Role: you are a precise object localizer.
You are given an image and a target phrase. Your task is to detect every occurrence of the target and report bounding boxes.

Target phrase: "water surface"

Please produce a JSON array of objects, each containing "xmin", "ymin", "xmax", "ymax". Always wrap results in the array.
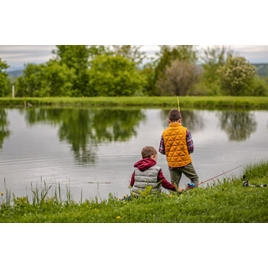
[{"xmin": 0, "ymin": 108, "xmax": 267, "ymax": 201}]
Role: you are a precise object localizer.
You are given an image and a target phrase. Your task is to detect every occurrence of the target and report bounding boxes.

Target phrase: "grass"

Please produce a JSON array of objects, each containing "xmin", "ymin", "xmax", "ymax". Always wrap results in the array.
[
  {"xmin": 1, "ymin": 160, "xmax": 268, "ymax": 223},
  {"xmin": 1, "ymin": 96, "xmax": 268, "ymax": 109}
]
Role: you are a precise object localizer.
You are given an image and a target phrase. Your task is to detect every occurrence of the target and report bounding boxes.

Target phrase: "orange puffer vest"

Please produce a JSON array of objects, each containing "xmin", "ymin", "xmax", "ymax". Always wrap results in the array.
[{"xmin": 162, "ymin": 122, "xmax": 192, "ymax": 168}]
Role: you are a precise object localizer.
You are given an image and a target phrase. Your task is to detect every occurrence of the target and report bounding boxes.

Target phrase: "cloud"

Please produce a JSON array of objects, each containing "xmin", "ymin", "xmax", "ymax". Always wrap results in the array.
[
  {"xmin": 0, "ymin": 45, "xmax": 56, "ymax": 69},
  {"xmin": 234, "ymin": 45, "xmax": 268, "ymax": 63},
  {"xmin": 198, "ymin": 45, "xmax": 268, "ymax": 63},
  {"xmin": 1, "ymin": 45, "xmax": 268, "ymax": 71}
]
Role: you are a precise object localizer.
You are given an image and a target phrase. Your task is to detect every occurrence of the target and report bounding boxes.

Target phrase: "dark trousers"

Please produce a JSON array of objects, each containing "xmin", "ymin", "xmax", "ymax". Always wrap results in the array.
[{"xmin": 169, "ymin": 162, "xmax": 199, "ymax": 187}]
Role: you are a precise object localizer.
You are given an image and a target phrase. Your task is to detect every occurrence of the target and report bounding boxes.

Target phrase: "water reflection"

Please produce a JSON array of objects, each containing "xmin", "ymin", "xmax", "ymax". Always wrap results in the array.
[
  {"xmin": 0, "ymin": 109, "xmax": 10, "ymax": 149},
  {"xmin": 160, "ymin": 109, "xmax": 205, "ymax": 133},
  {"xmin": 216, "ymin": 111, "xmax": 257, "ymax": 141},
  {"xmin": 23, "ymin": 108, "xmax": 146, "ymax": 164},
  {"xmin": 0, "ymin": 108, "xmax": 267, "ymax": 202}
]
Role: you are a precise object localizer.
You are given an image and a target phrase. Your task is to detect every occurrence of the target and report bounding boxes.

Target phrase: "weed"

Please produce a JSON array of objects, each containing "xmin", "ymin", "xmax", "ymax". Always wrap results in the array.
[{"xmin": 0, "ymin": 161, "xmax": 268, "ymax": 223}]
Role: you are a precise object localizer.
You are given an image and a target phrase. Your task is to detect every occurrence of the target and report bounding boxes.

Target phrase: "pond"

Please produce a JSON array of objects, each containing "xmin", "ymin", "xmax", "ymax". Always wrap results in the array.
[{"xmin": 0, "ymin": 107, "xmax": 267, "ymax": 202}]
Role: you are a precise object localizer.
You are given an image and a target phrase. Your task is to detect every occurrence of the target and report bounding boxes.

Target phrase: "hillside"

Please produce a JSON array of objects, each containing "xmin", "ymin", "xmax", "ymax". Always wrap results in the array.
[
  {"xmin": 252, "ymin": 63, "xmax": 268, "ymax": 76},
  {"xmin": 6, "ymin": 63, "xmax": 268, "ymax": 78},
  {"xmin": 7, "ymin": 69, "xmax": 23, "ymax": 78}
]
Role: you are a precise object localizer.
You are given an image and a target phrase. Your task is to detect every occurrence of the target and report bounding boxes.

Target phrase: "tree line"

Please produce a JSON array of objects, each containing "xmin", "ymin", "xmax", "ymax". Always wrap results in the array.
[{"xmin": 1, "ymin": 45, "xmax": 268, "ymax": 97}]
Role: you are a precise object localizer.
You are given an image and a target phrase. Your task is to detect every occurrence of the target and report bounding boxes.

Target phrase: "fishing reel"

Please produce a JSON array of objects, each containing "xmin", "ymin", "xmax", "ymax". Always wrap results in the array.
[
  {"xmin": 242, "ymin": 175, "xmax": 267, "ymax": 188},
  {"xmin": 242, "ymin": 180, "xmax": 249, "ymax": 187}
]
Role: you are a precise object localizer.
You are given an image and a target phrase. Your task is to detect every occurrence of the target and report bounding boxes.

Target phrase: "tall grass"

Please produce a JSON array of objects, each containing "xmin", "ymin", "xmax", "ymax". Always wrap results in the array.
[
  {"xmin": 1, "ymin": 96, "xmax": 268, "ymax": 109},
  {"xmin": 0, "ymin": 160, "xmax": 268, "ymax": 223}
]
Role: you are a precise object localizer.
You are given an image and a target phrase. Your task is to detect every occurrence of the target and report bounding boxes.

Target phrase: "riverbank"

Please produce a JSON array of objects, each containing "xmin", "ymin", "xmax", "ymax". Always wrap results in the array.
[
  {"xmin": 1, "ymin": 96, "xmax": 268, "ymax": 109},
  {"xmin": 1, "ymin": 160, "xmax": 267, "ymax": 223}
]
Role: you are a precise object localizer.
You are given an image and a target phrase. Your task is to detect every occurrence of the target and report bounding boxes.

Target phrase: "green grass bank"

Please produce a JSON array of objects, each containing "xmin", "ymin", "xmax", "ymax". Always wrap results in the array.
[
  {"xmin": 1, "ymin": 161, "xmax": 268, "ymax": 223},
  {"xmin": 1, "ymin": 96, "xmax": 268, "ymax": 109}
]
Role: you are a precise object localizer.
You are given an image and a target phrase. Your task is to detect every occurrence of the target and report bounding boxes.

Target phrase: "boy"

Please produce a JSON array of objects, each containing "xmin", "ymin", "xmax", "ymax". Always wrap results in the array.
[
  {"xmin": 159, "ymin": 109, "xmax": 199, "ymax": 188},
  {"xmin": 130, "ymin": 146, "xmax": 184, "ymax": 194}
]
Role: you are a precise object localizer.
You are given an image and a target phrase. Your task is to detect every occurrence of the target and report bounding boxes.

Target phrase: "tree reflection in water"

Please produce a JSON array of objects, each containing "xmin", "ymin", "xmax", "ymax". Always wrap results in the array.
[
  {"xmin": 23, "ymin": 108, "xmax": 146, "ymax": 164},
  {"xmin": 0, "ymin": 109, "xmax": 10, "ymax": 149},
  {"xmin": 160, "ymin": 109, "xmax": 204, "ymax": 133},
  {"xmin": 216, "ymin": 111, "xmax": 257, "ymax": 141}
]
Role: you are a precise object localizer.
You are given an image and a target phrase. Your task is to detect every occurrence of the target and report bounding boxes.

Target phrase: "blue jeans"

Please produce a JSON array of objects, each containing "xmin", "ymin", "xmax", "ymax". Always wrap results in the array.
[{"xmin": 169, "ymin": 162, "xmax": 199, "ymax": 187}]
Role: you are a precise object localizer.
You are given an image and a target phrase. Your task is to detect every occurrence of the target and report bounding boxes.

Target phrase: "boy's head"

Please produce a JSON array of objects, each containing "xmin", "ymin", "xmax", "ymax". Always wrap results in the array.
[
  {"xmin": 168, "ymin": 109, "xmax": 182, "ymax": 123},
  {"xmin": 141, "ymin": 146, "xmax": 157, "ymax": 160}
]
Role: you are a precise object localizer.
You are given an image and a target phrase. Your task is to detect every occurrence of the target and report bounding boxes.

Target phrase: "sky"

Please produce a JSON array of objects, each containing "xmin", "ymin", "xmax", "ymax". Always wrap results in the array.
[
  {"xmin": 1, "ymin": 45, "xmax": 268, "ymax": 71},
  {"xmin": 1, "ymin": 1, "xmax": 268, "ymax": 71}
]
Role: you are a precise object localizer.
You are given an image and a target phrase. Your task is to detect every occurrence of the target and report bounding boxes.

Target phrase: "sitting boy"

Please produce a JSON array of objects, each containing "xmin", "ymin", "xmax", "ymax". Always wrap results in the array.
[{"xmin": 130, "ymin": 146, "xmax": 184, "ymax": 195}]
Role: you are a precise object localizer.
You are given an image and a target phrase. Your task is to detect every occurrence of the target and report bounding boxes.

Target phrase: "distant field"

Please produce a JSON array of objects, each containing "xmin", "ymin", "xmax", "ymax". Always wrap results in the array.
[{"xmin": 1, "ymin": 96, "xmax": 268, "ymax": 109}]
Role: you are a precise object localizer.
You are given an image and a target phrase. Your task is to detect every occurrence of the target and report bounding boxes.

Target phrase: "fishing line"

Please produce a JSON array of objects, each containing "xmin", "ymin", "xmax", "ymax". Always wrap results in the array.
[{"xmin": 186, "ymin": 165, "xmax": 242, "ymax": 190}]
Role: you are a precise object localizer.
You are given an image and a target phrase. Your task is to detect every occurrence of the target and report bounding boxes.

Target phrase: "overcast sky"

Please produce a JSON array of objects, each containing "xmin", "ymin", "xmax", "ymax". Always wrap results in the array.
[
  {"xmin": 1, "ymin": 45, "xmax": 268, "ymax": 71},
  {"xmin": 2, "ymin": 1, "xmax": 268, "ymax": 70}
]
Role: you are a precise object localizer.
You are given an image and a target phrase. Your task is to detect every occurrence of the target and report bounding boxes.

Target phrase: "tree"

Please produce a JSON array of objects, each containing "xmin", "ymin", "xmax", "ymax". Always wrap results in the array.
[
  {"xmin": 109, "ymin": 45, "xmax": 147, "ymax": 66},
  {"xmin": 52, "ymin": 45, "xmax": 110, "ymax": 96},
  {"xmin": 218, "ymin": 56, "xmax": 256, "ymax": 96},
  {"xmin": 53, "ymin": 45, "xmax": 90, "ymax": 69},
  {"xmin": 87, "ymin": 55, "xmax": 146, "ymax": 96},
  {"xmin": 42, "ymin": 60, "xmax": 76, "ymax": 96},
  {"xmin": 156, "ymin": 60, "xmax": 199, "ymax": 96},
  {"xmin": 139, "ymin": 62, "xmax": 157, "ymax": 96},
  {"xmin": 0, "ymin": 58, "xmax": 10, "ymax": 97},
  {"xmin": 52, "ymin": 45, "xmax": 90, "ymax": 96},
  {"xmin": 15, "ymin": 63, "xmax": 44, "ymax": 97},
  {"xmin": 153, "ymin": 45, "xmax": 198, "ymax": 95},
  {"xmin": 15, "ymin": 61, "xmax": 76, "ymax": 97},
  {"xmin": 200, "ymin": 46, "xmax": 234, "ymax": 95}
]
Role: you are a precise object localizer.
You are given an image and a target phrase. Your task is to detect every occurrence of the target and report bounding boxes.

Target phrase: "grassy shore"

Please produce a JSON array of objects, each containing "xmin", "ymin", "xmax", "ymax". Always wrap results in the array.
[
  {"xmin": 1, "ymin": 96, "xmax": 268, "ymax": 109},
  {"xmin": 1, "ymin": 161, "xmax": 268, "ymax": 223}
]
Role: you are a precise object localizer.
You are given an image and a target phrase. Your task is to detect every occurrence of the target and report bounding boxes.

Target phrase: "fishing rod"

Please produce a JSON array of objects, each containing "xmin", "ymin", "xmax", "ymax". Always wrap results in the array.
[
  {"xmin": 177, "ymin": 96, "xmax": 180, "ymax": 112},
  {"xmin": 186, "ymin": 165, "xmax": 242, "ymax": 190},
  {"xmin": 242, "ymin": 175, "xmax": 267, "ymax": 188}
]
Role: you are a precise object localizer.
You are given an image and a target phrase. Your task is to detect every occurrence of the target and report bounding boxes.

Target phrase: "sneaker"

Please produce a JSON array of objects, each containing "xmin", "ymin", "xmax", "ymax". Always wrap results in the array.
[{"xmin": 187, "ymin": 183, "xmax": 195, "ymax": 189}]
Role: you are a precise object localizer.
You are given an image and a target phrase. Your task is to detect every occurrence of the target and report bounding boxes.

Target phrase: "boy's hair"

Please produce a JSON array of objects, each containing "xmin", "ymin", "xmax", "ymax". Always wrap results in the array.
[
  {"xmin": 168, "ymin": 109, "xmax": 182, "ymax": 122},
  {"xmin": 141, "ymin": 146, "xmax": 157, "ymax": 159}
]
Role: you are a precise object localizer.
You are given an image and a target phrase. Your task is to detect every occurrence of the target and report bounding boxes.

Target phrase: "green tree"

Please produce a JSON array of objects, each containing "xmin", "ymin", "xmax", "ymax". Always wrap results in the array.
[
  {"xmin": 16, "ymin": 60, "xmax": 76, "ymax": 97},
  {"xmin": 15, "ymin": 63, "xmax": 44, "ymax": 97},
  {"xmin": 200, "ymin": 46, "xmax": 234, "ymax": 95},
  {"xmin": 87, "ymin": 54, "xmax": 146, "ymax": 96},
  {"xmin": 52, "ymin": 45, "xmax": 109, "ymax": 96},
  {"xmin": 218, "ymin": 56, "xmax": 256, "ymax": 96},
  {"xmin": 251, "ymin": 76, "xmax": 268, "ymax": 96},
  {"xmin": 52, "ymin": 45, "xmax": 90, "ymax": 96},
  {"xmin": 0, "ymin": 58, "xmax": 10, "ymax": 97},
  {"xmin": 88, "ymin": 45, "xmax": 108, "ymax": 63},
  {"xmin": 42, "ymin": 60, "xmax": 76, "ymax": 96},
  {"xmin": 109, "ymin": 45, "xmax": 147, "ymax": 66},
  {"xmin": 139, "ymin": 62, "xmax": 156, "ymax": 96}
]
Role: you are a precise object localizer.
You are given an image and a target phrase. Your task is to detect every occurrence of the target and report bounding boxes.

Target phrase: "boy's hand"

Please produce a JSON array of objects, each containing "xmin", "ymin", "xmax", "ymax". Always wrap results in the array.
[{"xmin": 177, "ymin": 188, "xmax": 185, "ymax": 193}]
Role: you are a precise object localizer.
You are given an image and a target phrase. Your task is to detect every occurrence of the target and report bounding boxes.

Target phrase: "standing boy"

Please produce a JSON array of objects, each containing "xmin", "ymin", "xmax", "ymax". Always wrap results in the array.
[
  {"xmin": 130, "ymin": 146, "xmax": 184, "ymax": 195},
  {"xmin": 159, "ymin": 109, "xmax": 199, "ymax": 188}
]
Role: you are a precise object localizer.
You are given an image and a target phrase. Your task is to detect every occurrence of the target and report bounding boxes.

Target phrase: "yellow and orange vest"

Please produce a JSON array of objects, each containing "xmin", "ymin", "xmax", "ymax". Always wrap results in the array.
[{"xmin": 162, "ymin": 122, "xmax": 192, "ymax": 168}]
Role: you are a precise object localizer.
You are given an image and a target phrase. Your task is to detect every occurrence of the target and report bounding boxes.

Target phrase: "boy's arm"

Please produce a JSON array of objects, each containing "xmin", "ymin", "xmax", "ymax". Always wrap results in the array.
[
  {"xmin": 186, "ymin": 129, "xmax": 194, "ymax": 154},
  {"xmin": 158, "ymin": 170, "xmax": 176, "ymax": 191},
  {"xmin": 159, "ymin": 135, "xmax": 165, "ymax": 155},
  {"xmin": 130, "ymin": 172, "xmax": 135, "ymax": 187}
]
